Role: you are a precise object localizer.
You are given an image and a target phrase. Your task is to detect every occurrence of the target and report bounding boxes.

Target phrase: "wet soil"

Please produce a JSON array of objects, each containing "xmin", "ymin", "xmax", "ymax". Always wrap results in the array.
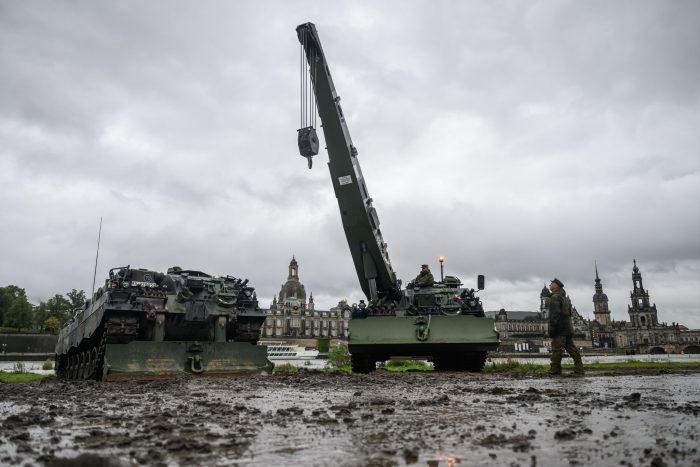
[{"xmin": 1, "ymin": 372, "xmax": 698, "ymax": 466}]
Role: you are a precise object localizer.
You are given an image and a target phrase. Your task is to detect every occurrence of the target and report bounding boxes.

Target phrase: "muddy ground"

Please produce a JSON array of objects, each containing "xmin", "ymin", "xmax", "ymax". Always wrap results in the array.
[{"xmin": 1, "ymin": 371, "xmax": 698, "ymax": 467}]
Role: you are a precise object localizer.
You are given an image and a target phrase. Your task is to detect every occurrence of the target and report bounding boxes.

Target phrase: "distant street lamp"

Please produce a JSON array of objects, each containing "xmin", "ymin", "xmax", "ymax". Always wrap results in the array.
[{"xmin": 438, "ymin": 256, "xmax": 445, "ymax": 282}]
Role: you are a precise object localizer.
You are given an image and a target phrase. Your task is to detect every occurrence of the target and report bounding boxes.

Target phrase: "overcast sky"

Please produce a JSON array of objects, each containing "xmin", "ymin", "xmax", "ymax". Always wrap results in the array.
[{"xmin": 1, "ymin": 1, "xmax": 699, "ymax": 328}]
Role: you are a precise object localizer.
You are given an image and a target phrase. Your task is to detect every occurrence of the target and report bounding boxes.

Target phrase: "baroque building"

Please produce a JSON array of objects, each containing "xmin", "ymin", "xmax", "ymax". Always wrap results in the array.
[
  {"xmin": 488, "ymin": 285, "xmax": 592, "ymax": 352},
  {"xmin": 592, "ymin": 263, "xmax": 611, "ymax": 326},
  {"xmin": 590, "ymin": 260, "xmax": 700, "ymax": 354},
  {"xmin": 627, "ymin": 259, "xmax": 658, "ymax": 327},
  {"xmin": 262, "ymin": 257, "xmax": 350, "ymax": 340},
  {"xmin": 590, "ymin": 263, "xmax": 616, "ymax": 348}
]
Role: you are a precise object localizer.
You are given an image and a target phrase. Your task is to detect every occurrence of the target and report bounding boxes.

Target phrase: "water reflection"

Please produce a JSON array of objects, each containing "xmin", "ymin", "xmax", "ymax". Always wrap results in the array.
[
  {"xmin": 489, "ymin": 353, "xmax": 700, "ymax": 366},
  {"xmin": 427, "ymin": 453, "xmax": 459, "ymax": 466},
  {"xmin": 0, "ymin": 360, "xmax": 54, "ymax": 375}
]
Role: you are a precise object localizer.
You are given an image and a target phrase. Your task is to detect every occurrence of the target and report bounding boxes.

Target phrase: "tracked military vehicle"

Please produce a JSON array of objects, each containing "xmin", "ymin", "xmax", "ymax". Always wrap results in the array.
[
  {"xmin": 55, "ymin": 266, "xmax": 271, "ymax": 380},
  {"xmin": 295, "ymin": 22, "xmax": 499, "ymax": 372}
]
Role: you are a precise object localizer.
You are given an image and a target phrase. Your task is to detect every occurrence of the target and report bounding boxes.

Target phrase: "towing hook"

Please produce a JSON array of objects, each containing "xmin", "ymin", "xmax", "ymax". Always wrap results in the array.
[
  {"xmin": 416, "ymin": 325, "xmax": 430, "ymax": 342},
  {"xmin": 414, "ymin": 315, "xmax": 432, "ymax": 342},
  {"xmin": 188, "ymin": 354, "xmax": 204, "ymax": 374}
]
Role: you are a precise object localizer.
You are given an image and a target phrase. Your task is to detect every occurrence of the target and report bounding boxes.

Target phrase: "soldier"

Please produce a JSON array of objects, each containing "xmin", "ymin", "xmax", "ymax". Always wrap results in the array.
[
  {"xmin": 413, "ymin": 264, "xmax": 435, "ymax": 287},
  {"xmin": 548, "ymin": 278, "xmax": 584, "ymax": 376}
]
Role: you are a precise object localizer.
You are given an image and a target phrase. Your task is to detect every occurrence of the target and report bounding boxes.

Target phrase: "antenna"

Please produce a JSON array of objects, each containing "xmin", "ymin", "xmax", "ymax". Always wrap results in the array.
[{"xmin": 91, "ymin": 217, "xmax": 103, "ymax": 303}]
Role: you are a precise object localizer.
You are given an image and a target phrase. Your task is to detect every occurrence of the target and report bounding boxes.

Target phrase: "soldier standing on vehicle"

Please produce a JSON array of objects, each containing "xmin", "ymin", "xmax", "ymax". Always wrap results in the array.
[
  {"xmin": 413, "ymin": 264, "xmax": 435, "ymax": 287},
  {"xmin": 548, "ymin": 278, "xmax": 584, "ymax": 376}
]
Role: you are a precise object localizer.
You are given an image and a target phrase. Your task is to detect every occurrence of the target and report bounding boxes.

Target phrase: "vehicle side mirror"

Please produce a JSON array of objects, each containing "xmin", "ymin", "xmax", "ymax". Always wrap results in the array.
[{"xmin": 477, "ymin": 274, "xmax": 485, "ymax": 291}]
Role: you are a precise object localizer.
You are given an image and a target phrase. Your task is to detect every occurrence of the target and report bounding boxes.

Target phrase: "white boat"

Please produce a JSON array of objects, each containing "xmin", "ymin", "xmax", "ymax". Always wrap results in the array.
[{"xmin": 259, "ymin": 341, "xmax": 320, "ymax": 361}]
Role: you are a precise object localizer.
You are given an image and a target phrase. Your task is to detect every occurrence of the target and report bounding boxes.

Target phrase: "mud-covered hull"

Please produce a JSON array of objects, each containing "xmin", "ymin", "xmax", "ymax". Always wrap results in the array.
[
  {"xmin": 103, "ymin": 341, "xmax": 271, "ymax": 380},
  {"xmin": 55, "ymin": 266, "xmax": 271, "ymax": 381},
  {"xmin": 348, "ymin": 315, "xmax": 500, "ymax": 372}
]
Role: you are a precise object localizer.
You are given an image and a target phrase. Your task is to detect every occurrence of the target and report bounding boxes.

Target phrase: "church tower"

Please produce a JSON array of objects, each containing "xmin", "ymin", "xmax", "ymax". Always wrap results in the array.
[
  {"xmin": 539, "ymin": 284, "xmax": 550, "ymax": 320},
  {"xmin": 278, "ymin": 256, "xmax": 307, "ymax": 304},
  {"xmin": 592, "ymin": 262, "xmax": 611, "ymax": 326},
  {"xmin": 627, "ymin": 259, "xmax": 658, "ymax": 327},
  {"xmin": 288, "ymin": 256, "xmax": 299, "ymax": 281}
]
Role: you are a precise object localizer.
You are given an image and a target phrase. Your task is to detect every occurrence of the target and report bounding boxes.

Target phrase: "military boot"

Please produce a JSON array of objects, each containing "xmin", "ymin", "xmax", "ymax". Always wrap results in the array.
[
  {"xmin": 573, "ymin": 361, "xmax": 585, "ymax": 377},
  {"xmin": 549, "ymin": 347, "xmax": 563, "ymax": 376}
]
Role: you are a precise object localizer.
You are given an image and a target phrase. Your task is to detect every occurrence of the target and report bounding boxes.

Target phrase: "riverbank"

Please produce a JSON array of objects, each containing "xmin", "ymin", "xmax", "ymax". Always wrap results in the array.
[
  {"xmin": 6, "ymin": 360, "xmax": 699, "ymax": 383},
  {"xmin": 484, "ymin": 360, "xmax": 700, "ymax": 376},
  {"xmin": 0, "ymin": 372, "xmax": 49, "ymax": 383}
]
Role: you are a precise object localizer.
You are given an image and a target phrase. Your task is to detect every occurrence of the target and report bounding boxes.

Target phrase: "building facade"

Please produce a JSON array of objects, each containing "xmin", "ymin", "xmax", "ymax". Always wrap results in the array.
[
  {"xmin": 490, "ymin": 308, "xmax": 549, "ymax": 352},
  {"xmin": 490, "ymin": 301, "xmax": 592, "ymax": 353},
  {"xmin": 262, "ymin": 257, "xmax": 350, "ymax": 340},
  {"xmin": 590, "ymin": 263, "xmax": 616, "ymax": 348},
  {"xmin": 489, "ymin": 260, "xmax": 700, "ymax": 354},
  {"xmin": 589, "ymin": 260, "xmax": 700, "ymax": 354}
]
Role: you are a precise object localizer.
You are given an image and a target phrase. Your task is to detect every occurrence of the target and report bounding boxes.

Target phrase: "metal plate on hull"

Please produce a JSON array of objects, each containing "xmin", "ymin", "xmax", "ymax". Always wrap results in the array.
[
  {"xmin": 103, "ymin": 341, "xmax": 272, "ymax": 380},
  {"xmin": 348, "ymin": 315, "xmax": 499, "ymax": 355}
]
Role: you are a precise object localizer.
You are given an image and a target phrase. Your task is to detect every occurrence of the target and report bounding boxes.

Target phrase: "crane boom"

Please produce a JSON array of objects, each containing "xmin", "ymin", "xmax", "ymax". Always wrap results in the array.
[{"xmin": 296, "ymin": 22, "xmax": 400, "ymax": 302}]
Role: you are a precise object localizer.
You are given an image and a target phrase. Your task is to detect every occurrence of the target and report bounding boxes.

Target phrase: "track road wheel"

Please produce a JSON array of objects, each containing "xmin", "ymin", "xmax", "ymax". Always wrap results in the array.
[
  {"xmin": 79, "ymin": 351, "xmax": 87, "ymax": 379},
  {"xmin": 86, "ymin": 347, "xmax": 97, "ymax": 380},
  {"xmin": 351, "ymin": 354, "xmax": 376, "ymax": 373},
  {"xmin": 55, "ymin": 355, "xmax": 64, "ymax": 378},
  {"xmin": 68, "ymin": 354, "xmax": 77, "ymax": 379}
]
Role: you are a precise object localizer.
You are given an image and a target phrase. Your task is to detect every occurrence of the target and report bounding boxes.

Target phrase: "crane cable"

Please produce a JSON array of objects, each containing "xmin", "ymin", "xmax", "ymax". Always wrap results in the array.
[
  {"xmin": 299, "ymin": 30, "xmax": 317, "ymax": 130},
  {"xmin": 300, "ymin": 35, "xmax": 306, "ymax": 128},
  {"xmin": 310, "ymin": 48, "xmax": 316, "ymax": 129},
  {"xmin": 300, "ymin": 39, "xmax": 303, "ymax": 128}
]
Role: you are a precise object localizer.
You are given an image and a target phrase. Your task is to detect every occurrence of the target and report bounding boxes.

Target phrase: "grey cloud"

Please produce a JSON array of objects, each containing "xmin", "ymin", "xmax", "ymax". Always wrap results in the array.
[{"xmin": 1, "ymin": 0, "xmax": 699, "ymax": 330}]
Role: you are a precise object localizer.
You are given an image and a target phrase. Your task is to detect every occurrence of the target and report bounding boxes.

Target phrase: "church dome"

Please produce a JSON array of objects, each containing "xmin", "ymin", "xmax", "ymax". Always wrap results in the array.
[
  {"xmin": 280, "ymin": 280, "xmax": 306, "ymax": 301},
  {"xmin": 278, "ymin": 256, "xmax": 307, "ymax": 301}
]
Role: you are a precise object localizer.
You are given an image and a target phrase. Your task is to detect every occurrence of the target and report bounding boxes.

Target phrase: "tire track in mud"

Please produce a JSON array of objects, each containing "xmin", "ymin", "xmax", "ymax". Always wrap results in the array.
[{"xmin": 0, "ymin": 372, "xmax": 698, "ymax": 466}]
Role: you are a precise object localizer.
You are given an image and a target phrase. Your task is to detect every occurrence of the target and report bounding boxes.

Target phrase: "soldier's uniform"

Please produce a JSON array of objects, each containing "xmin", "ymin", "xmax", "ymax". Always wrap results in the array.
[
  {"xmin": 548, "ymin": 278, "xmax": 584, "ymax": 376},
  {"xmin": 414, "ymin": 265, "xmax": 434, "ymax": 287}
]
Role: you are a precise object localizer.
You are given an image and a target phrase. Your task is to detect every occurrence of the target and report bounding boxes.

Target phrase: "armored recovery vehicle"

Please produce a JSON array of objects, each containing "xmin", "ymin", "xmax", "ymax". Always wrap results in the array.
[
  {"xmin": 295, "ymin": 22, "xmax": 500, "ymax": 372},
  {"xmin": 55, "ymin": 266, "xmax": 271, "ymax": 380}
]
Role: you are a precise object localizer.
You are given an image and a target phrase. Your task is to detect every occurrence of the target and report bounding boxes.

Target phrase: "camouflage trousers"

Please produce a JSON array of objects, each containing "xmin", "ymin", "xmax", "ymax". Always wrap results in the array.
[{"xmin": 550, "ymin": 335, "xmax": 584, "ymax": 374}]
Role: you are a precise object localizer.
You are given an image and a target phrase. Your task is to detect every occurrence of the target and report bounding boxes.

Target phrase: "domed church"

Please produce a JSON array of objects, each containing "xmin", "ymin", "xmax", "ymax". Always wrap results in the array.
[
  {"xmin": 277, "ymin": 256, "xmax": 307, "ymax": 306},
  {"xmin": 262, "ymin": 256, "xmax": 350, "ymax": 340}
]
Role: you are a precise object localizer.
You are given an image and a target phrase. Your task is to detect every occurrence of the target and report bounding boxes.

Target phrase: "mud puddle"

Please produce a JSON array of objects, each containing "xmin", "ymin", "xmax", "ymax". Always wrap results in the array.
[{"xmin": 1, "ymin": 373, "xmax": 698, "ymax": 466}]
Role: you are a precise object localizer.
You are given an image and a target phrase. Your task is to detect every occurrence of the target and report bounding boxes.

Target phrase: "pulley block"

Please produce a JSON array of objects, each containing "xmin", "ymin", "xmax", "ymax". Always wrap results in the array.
[{"xmin": 298, "ymin": 126, "xmax": 319, "ymax": 158}]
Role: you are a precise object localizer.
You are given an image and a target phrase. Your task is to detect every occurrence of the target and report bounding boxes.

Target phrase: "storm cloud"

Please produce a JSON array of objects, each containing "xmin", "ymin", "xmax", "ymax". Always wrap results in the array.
[{"xmin": 1, "ymin": 1, "xmax": 699, "ymax": 327}]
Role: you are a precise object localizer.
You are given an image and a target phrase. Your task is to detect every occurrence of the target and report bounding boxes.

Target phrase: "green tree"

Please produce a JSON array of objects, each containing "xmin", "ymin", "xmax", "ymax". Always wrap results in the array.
[
  {"xmin": 44, "ymin": 294, "xmax": 72, "ymax": 326},
  {"xmin": 1, "ymin": 285, "xmax": 34, "ymax": 330},
  {"xmin": 1, "ymin": 285, "xmax": 25, "ymax": 326},
  {"xmin": 3, "ymin": 295, "xmax": 33, "ymax": 330},
  {"xmin": 66, "ymin": 289, "xmax": 86, "ymax": 312},
  {"xmin": 327, "ymin": 343, "xmax": 351, "ymax": 369},
  {"xmin": 34, "ymin": 289, "xmax": 87, "ymax": 330},
  {"xmin": 0, "ymin": 288, "xmax": 9, "ymax": 325},
  {"xmin": 33, "ymin": 301, "xmax": 51, "ymax": 330},
  {"xmin": 43, "ymin": 316, "xmax": 61, "ymax": 333}
]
